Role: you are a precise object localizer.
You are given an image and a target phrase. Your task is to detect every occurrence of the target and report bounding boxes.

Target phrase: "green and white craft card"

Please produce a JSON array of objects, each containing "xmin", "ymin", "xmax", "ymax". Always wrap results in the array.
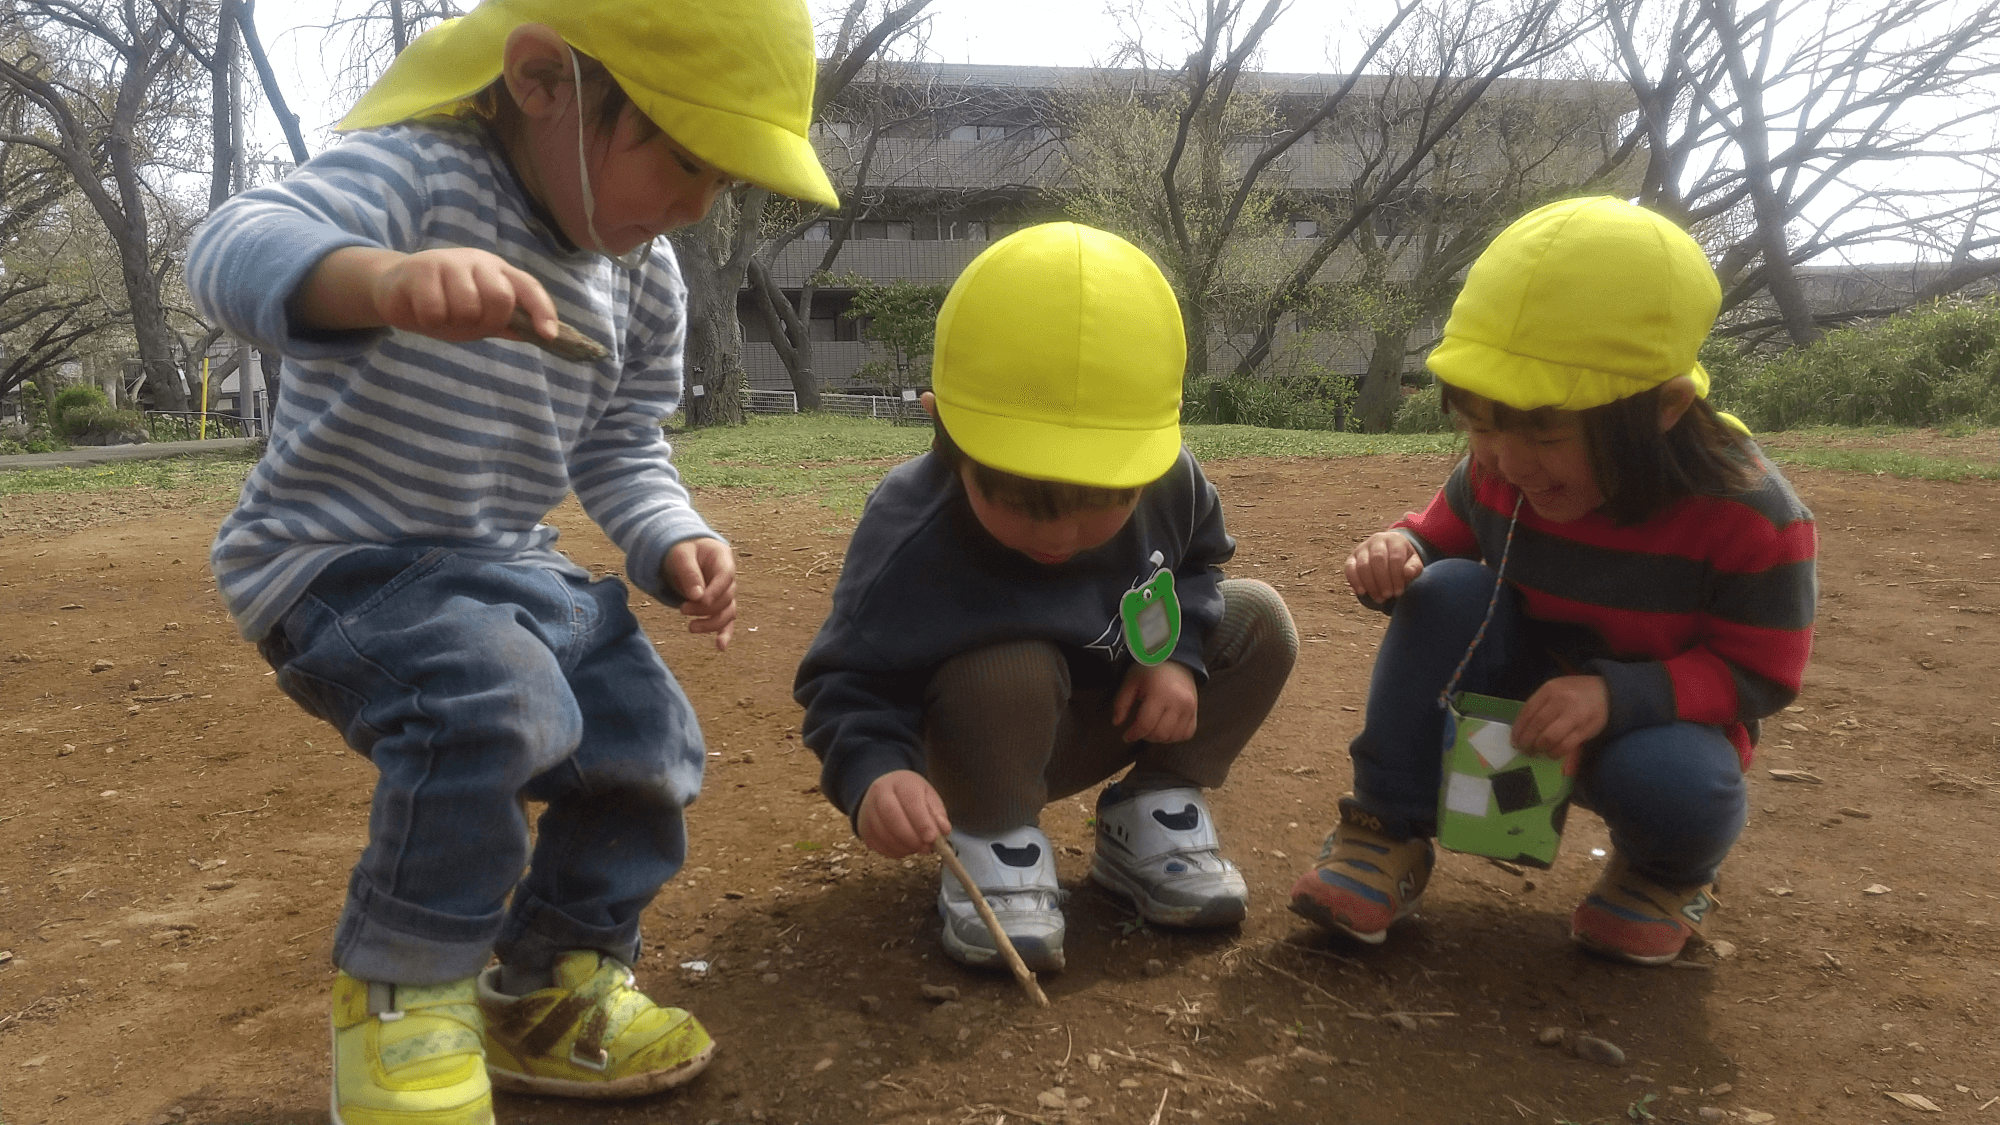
[{"xmin": 1436, "ymin": 692, "xmax": 1573, "ymax": 869}]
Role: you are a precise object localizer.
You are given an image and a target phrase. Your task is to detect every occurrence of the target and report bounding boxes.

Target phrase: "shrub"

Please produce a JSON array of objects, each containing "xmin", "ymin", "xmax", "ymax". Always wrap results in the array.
[
  {"xmin": 1717, "ymin": 298, "xmax": 2000, "ymax": 430},
  {"xmin": 1184, "ymin": 373, "xmax": 1356, "ymax": 431},
  {"xmin": 1390, "ymin": 381, "xmax": 1453, "ymax": 433},
  {"xmin": 58, "ymin": 402, "xmax": 149, "ymax": 445},
  {"xmin": 51, "ymin": 383, "xmax": 109, "ymax": 432}
]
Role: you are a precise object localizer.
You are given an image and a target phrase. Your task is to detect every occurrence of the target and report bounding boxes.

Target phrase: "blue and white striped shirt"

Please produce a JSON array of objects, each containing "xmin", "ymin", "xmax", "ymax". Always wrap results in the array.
[{"xmin": 189, "ymin": 120, "xmax": 717, "ymax": 641}]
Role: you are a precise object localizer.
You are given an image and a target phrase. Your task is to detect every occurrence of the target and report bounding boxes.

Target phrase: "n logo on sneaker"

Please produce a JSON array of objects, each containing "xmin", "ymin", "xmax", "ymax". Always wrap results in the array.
[
  {"xmin": 991, "ymin": 842, "xmax": 1043, "ymax": 867},
  {"xmin": 1151, "ymin": 804, "xmax": 1201, "ymax": 832},
  {"xmin": 1680, "ymin": 891, "xmax": 1713, "ymax": 927}
]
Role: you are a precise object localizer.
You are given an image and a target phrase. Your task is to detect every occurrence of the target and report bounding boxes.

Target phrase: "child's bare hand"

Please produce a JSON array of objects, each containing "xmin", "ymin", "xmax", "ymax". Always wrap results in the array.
[
  {"xmin": 370, "ymin": 247, "xmax": 559, "ymax": 343},
  {"xmin": 1345, "ymin": 531, "xmax": 1424, "ymax": 603},
  {"xmin": 661, "ymin": 537, "xmax": 737, "ymax": 651},
  {"xmin": 1512, "ymin": 675, "xmax": 1609, "ymax": 776},
  {"xmin": 1112, "ymin": 660, "xmax": 1199, "ymax": 743},
  {"xmin": 858, "ymin": 770, "xmax": 951, "ymax": 858}
]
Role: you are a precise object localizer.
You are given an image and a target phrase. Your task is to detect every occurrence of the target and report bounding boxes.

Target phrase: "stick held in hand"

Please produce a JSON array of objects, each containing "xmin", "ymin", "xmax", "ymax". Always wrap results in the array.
[
  {"xmin": 932, "ymin": 835, "xmax": 1050, "ymax": 1007},
  {"xmin": 507, "ymin": 307, "xmax": 608, "ymax": 363}
]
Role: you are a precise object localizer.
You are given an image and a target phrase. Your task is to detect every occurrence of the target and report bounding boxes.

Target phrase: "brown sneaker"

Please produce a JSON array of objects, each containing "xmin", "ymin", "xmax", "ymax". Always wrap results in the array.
[
  {"xmin": 1570, "ymin": 852, "xmax": 1716, "ymax": 965},
  {"xmin": 1288, "ymin": 799, "xmax": 1434, "ymax": 943}
]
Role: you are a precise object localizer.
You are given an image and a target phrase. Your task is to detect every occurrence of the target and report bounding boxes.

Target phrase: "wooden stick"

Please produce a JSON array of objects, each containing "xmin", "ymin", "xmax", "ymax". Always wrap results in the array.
[
  {"xmin": 507, "ymin": 307, "xmax": 608, "ymax": 363},
  {"xmin": 932, "ymin": 836, "xmax": 1050, "ymax": 1007}
]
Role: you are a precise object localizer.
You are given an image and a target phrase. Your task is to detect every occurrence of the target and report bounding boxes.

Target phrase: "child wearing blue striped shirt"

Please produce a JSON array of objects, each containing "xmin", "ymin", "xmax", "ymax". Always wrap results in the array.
[{"xmin": 185, "ymin": 2, "xmax": 837, "ymax": 1120}]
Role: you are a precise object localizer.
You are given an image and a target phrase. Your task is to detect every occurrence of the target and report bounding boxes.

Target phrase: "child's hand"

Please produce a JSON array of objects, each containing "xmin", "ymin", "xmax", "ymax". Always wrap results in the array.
[
  {"xmin": 370, "ymin": 247, "xmax": 560, "ymax": 343},
  {"xmin": 1512, "ymin": 675, "xmax": 1610, "ymax": 776},
  {"xmin": 1112, "ymin": 660, "xmax": 1199, "ymax": 744},
  {"xmin": 660, "ymin": 537, "xmax": 737, "ymax": 651},
  {"xmin": 1346, "ymin": 531, "xmax": 1424, "ymax": 603},
  {"xmin": 858, "ymin": 770, "xmax": 952, "ymax": 858}
]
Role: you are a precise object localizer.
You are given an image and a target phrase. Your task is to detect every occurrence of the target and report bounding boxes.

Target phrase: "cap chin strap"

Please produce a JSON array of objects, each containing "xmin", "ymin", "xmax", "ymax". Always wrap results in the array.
[{"xmin": 570, "ymin": 46, "xmax": 650, "ymax": 269}]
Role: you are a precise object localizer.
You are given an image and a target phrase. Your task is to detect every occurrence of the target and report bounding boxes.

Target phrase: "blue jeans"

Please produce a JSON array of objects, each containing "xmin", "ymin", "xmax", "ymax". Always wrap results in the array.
[
  {"xmin": 1350, "ymin": 558, "xmax": 1746, "ymax": 886},
  {"xmin": 257, "ymin": 547, "xmax": 705, "ymax": 985}
]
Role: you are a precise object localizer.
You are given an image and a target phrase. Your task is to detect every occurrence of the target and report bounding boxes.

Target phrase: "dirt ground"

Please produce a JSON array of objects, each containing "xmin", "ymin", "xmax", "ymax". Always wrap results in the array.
[{"xmin": 2, "ymin": 444, "xmax": 1996, "ymax": 1125}]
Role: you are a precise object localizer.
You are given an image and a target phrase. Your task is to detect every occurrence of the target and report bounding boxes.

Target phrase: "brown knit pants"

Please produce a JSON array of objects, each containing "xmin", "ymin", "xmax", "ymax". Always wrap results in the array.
[{"xmin": 922, "ymin": 578, "xmax": 1298, "ymax": 833}]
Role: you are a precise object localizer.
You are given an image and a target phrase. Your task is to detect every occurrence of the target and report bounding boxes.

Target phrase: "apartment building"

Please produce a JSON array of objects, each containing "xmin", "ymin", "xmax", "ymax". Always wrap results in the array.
[{"xmin": 739, "ymin": 60, "xmax": 1635, "ymax": 394}]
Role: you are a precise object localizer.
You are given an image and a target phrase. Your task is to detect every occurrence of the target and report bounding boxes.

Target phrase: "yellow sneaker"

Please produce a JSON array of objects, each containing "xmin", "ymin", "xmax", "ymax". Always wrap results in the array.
[
  {"xmin": 330, "ymin": 971, "xmax": 492, "ymax": 1125},
  {"xmin": 477, "ymin": 950, "xmax": 715, "ymax": 1099}
]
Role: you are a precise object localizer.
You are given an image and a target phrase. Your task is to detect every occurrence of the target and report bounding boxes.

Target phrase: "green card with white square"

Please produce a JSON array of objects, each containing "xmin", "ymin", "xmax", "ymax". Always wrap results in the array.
[{"xmin": 1436, "ymin": 691, "xmax": 1573, "ymax": 869}]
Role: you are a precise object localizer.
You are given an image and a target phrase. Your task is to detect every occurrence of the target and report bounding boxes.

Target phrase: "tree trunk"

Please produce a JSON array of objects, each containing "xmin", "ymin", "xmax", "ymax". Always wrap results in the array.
[
  {"xmin": 669, "ymin": 211, "xmax": 747, "ymax": 427},
  {"xmin": 1356, "ymin": 327, "xmax": 1409, "ymax": 433},
  {"xmin": 749, "ymin": 257, "xmax": 819, "ymax": 410},
  {"xmin": 208, "ymin": 0, "xmax": 239, "ymax": 210}
]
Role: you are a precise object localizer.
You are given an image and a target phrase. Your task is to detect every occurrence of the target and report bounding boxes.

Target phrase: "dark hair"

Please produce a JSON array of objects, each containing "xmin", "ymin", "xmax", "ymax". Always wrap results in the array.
[
  {"xmin": 931, "ymin": 421, "xmax": 1144, "ymax": 521},
  {"xmin": 1441, "ymin": 381, "xmax": 1759, "ymax": 525},
  {"xmin": 468, "ymin": 49, "xmax": 660, "ymax": 147}
]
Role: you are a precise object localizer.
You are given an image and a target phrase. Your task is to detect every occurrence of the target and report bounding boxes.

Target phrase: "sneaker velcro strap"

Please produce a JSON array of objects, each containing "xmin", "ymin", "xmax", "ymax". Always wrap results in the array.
[{"xmin": 505, "ymin": 967, "xmax": 622, "ymax": 1060}]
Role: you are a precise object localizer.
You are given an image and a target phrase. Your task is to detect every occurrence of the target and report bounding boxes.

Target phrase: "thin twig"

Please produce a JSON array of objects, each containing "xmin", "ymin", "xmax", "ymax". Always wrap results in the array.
[
  {"xmin": 933, "ymin": 837, "xmax": 1049, "ymax": 1007},
  {"xmin": 1148, "ymin": 1087, "xmax": 1170, "ymax": 1125},
  {"xmin": 1248, "ymin": 955, "xmax": 1369, "ymax": 1018},
  {"xmin": 1099, "ymin": 1047, "xmax": 1273, "ymax": 1107}
]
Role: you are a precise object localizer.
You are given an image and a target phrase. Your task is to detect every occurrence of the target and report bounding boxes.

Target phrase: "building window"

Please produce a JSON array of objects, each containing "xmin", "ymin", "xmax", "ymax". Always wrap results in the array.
[
  {"xmin": 886, "ymin": 221, "xmax": 913, "ymax": 240},
  {"xmin": 949, "ymin": 124, "xmax": 979, "ymax": 142},
  {"xmin": 803, "ymin": 221, "xmax": 831, "ymax": 241}
]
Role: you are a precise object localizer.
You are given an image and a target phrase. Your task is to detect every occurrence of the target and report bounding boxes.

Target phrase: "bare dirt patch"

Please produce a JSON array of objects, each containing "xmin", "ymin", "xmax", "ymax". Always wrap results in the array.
[{"xmin": 2, "ymin": 448, "xmax": 1996, "ymax": 1125}]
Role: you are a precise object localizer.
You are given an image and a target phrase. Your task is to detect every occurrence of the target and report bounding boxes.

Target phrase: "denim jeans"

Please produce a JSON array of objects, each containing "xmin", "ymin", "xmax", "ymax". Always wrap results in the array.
[
  {"xmin": 1349, "ymin": 558, "xmax": 1747, "ymax": 887},
  {"xmin": 257, "ymin": 547, "xmax": 705, "ymax": 985}
]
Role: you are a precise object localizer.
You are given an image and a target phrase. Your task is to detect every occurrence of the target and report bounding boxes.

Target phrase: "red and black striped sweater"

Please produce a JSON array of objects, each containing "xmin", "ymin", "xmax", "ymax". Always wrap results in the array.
[{"xmin": 1392, "ymin": 453, "xmax": 1818, "ymax": 766}]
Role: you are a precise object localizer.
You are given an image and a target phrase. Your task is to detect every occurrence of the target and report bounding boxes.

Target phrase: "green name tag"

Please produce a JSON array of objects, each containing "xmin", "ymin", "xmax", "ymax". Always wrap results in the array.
[{"xmin": 1119, "ymin": 569, "xmax": 1181, "ymax": 666}]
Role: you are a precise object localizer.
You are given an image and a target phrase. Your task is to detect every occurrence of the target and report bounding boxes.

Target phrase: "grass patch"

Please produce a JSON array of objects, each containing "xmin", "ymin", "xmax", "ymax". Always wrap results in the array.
[
  {"xmin": 1759, "ymin": 446, "xmax": 2000, "ymax": 481},
  {"xmin": 0, "ymin": 449, "xmax": 260, "ymax": 498},
  {"xmin": 1184, "ymin": 425, "xmax": 1461, "ymax": 459}
]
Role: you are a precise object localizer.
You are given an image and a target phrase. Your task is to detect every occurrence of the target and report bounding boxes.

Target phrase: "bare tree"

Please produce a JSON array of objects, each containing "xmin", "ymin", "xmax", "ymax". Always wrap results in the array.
[
  {"xmin": 1605, "ymin": 0, "xmax": 2000, "ymax": 346},
  {"xmin": 1231, "ymin": 0, "xmax": 1594, "ymax": 378},
  {"xmin": 0, "ymin": 0, "xmax": 217, "ymax": 411},
  {"xmin": 678, "ymin": 0, "xmax": 936, "ymax": 421}
]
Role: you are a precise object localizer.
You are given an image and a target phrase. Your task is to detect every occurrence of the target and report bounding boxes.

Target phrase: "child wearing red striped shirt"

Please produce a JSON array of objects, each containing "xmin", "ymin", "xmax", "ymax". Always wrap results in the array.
[{"xmin": 1289, "ymin": 197, "xmax": 1818, "ymax": 965}]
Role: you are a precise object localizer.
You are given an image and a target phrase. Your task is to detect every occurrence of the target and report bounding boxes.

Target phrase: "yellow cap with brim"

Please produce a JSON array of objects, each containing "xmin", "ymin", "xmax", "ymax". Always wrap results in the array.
[
  {"xmin": 1428, "ymin": 196, "xmax": 1746, "ymax": 431},
  {"xmin": 931, "ymin": 223, "xmax": 1185, "ymax": 489},
  {"xmin": 336, "ymin": 0, "xmax": 839, "ymax": 209}
]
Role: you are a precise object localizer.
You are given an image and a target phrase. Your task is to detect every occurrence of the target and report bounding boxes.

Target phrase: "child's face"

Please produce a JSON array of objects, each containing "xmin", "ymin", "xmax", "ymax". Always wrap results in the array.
[
  {"xmin": 529, "ymin": 100, "xmax": 737, "ymax": 255},
  {"xmin": 958, "ymin": 464, "xmax": 1142, "ymax": 565},
  {"xmin": 1459, "ymin": 395, "xmax": 1604, "ymax": 523}
]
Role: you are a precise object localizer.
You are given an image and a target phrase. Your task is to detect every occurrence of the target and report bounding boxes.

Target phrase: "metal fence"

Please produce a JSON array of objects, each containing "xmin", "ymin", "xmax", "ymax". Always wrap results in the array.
[
  {"xmin": 145, "ymin": 411, "xmax": 252, "ymax": 441},
  {"xmin": 740, "ymin": 388, "xmax": 926, "ymax": 424}
]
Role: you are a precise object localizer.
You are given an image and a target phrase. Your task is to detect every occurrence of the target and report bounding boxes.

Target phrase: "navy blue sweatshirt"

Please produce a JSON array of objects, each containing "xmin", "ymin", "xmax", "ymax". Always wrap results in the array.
[{"xmin": 794, "ymin": 447, "xmax": 1236, "ymax": 820}]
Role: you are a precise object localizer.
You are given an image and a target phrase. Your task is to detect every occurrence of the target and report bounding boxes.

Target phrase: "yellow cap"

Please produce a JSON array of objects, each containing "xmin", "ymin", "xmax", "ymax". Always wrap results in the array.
[
  {"xmin": 931, "ymin": 223, "xmax": 1185, "ymax": 489},
  {"xmin": 336, "ymin": 0, "xmax": 839, "ymax": 208},
  {"xmin": 1428, "ymin": 196, "xmax": 1724, "ymax": 412}
]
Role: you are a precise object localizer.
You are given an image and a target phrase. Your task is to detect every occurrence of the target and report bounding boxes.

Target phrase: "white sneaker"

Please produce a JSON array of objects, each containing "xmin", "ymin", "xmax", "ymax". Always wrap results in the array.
[
  {"xmin": 937, "ymin": 826, "xmax": 1066, "ymax": 973},
  {"xmin": 1091, "ymin": 786, "xmax": 1248, "ymax": 927}
]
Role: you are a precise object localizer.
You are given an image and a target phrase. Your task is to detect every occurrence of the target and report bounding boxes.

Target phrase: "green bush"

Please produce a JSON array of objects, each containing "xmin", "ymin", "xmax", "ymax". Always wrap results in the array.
[
  {"xmin": 50, "ymin": 383, "xmax": 109, "ymax": 432},
  {"xmin": 58, "ymin": 402, "xmax": 149, "ymax": 445},
  {"xmin": 1183, "ymin": 373, "xmax": 1356, "ymax": 431},
  {"xmin": 1390, "ymin": 381, "xmax": 1453, "ymax": 433},
  {"xmin": 1717, "ymin": 299, "xmax": 2000, "ymax": 430}
]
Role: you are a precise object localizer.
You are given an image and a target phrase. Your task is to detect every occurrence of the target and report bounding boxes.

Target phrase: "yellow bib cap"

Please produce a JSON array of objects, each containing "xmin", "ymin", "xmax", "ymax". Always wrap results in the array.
[
  {"xmin": 336, "ymin": 0, "xmax": 839, "ymax": 209},
  {"xmin": 1427, "ymin": 196, "xmax": 1724, "ymax": 412},
  {"xmin": 932, "ymin": 223, "xmax": 1186, "ymax": 490}
]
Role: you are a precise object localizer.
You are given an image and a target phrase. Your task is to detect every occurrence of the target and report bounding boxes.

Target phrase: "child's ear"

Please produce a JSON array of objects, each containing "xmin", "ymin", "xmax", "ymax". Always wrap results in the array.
[
  {"xmin": 501, "ymin": 24, "xmax": 574, "ymax": 122},
  {"xmin": 920, "ymin": 390, "xmax": 939, "ymax": 422},
  {"xmin": 1657, "ymin": 375, "xmax": 1698, "ymax": 432}
]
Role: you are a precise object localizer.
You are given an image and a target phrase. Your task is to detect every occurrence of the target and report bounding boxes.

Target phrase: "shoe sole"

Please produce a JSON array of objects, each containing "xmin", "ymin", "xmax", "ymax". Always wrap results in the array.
[
  {"xmin": 1089, "ymin": 859, "xmax": 1247, "ymax": 928},
  {"xmin": 485, "ymin": 1038, "xmax": 716, "ymax": 1099},
  {"xmin": 1569, "ymin": 928, "xmax": 1686, "ymax": 966},
  {"xmin": 1287, "ymin": 887, "xmax": 1426, "ymax": 944},
  {"xmin": 939, "ymin": 916, "xmax": 1065, "ymax": 974}
]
